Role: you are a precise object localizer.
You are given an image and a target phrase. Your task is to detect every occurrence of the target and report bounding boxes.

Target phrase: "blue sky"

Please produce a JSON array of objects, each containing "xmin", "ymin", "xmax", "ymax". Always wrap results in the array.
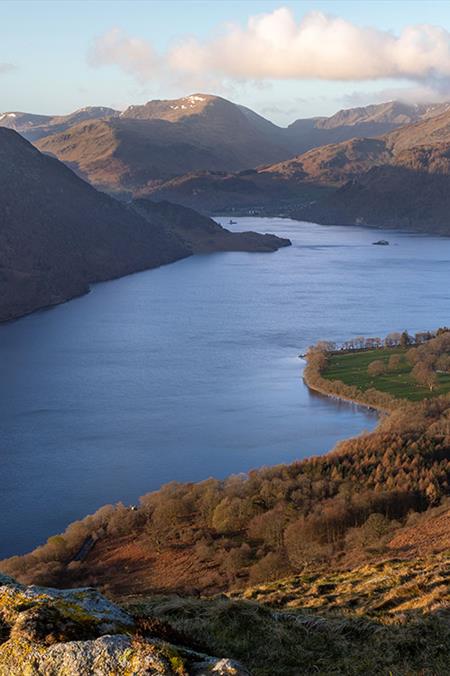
[{"xmin": 2, "ymin": 1, "xmax": 450, "ymax": 124}]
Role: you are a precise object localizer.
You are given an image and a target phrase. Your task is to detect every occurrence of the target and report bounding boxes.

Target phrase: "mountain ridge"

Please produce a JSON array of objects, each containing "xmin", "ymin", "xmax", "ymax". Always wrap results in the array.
[{"xmin": 6, "ymin": 95, "xmax": 450, "ymax": 199}]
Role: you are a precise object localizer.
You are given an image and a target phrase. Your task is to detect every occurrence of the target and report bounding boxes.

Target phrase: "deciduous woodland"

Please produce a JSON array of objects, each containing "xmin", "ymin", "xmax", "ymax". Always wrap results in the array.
[{"xmin": 2, "ymin": 330, "xmax": 450, "ymax": 597}]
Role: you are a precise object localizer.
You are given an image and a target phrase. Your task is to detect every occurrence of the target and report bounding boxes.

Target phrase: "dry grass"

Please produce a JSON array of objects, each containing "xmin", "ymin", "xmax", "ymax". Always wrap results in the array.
[
  {"xmin": 121, "ymin": 558, "xmax": 450, "ymax": 676},
  {"xmin": 232, "ymin": 554, "xmax": 450, "ymax": 619}
]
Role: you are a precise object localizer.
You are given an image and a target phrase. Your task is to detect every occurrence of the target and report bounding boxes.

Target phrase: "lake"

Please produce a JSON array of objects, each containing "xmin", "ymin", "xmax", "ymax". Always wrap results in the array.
[{"xmin": 2, "ymin": 217, "xmax": 449, "ymax": 559}]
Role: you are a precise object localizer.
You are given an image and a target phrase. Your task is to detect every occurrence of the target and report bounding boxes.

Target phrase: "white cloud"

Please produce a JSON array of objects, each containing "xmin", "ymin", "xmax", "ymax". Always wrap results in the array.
[
  {"xmin": 88, "ymin": 8, "xmax": 450, "ymax": 95},
  {"xmin": 88, "ymin": 27, "xmax": 159, "ymax": 83},
  {"xmin": 169, "ymin": 9, "xmax": 450, "ymax": 82}
]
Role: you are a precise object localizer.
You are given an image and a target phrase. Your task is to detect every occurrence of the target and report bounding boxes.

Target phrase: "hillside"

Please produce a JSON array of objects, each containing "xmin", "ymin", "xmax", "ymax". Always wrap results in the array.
[
  {"xmin": 2, "ymin": 333, "xmax": 450, "ymax": 672},
  {"xmin": 0, "ymin": 128, "xmax": 190, "ymax": 321},
  {"xmin": 3, "ymin": 395, "xmax": 450, "ymax": 674},
  {"xmin": 34, "ymin": 94, "xmax": 292, "ymax": 194},
  {"xmin": 2, "ymin": 561, "xmax": 449, "ymax": 676},
  {"xmin": 138, "ymin": 169, "xmax": 332, "ymax": 213},
  {"xmin": 278, "ymin": 107, "xmax": 450, "ymax": 231},
  {"xmin": 0, "ymin": 129, "xmax": 289, "ymax": 321},
  {"xmin": 132, "ymin": 199, "xmax": 291, "ymax": 253},
  {"xmin": 9, "ymin": 96, "xmax": 450, "ymax": 205},
  {"xmin": 287, "ymin": 100, "xmax": 450, "ymax": 152}
]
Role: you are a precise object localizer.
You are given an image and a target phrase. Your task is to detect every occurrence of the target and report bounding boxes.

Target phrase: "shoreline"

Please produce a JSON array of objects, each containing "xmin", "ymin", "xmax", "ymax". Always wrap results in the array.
[{"xmin": 302, "ymin": 369, "xmax": 394, "ymax": 415}]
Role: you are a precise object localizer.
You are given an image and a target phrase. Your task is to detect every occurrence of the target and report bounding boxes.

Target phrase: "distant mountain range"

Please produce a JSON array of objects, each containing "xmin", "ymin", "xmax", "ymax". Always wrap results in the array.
[
  {"xmin": 294, "ymin": 107, "xmax": 450, "ymax": 232},
  {"xmin": 287, "ymin": 100, "xmax": 450, "ymax": 152},
  {"xmin": 4, "ymin": 94, "xmax": 450, "ymax": 233},
  {"xmin": 0, "ymin": 129, "xmax": 289, "ymax": 321},
  {"xmin": 4, "ymin": 95, "xmax": 449, "ymax": 199},
  {"xmin": 10, "ymin": 95, "xmax": 292, "ymax": 195},
  {"xmin": 0, "ymin": 107, "xmax": 120, "ymax": 140}
]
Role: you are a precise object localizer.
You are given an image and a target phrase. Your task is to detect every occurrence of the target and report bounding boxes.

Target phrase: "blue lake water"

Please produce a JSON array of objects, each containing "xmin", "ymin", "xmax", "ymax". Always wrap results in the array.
[{"xmin": 1, "ymin": 217, "xmax": 449, "ymax": 558}]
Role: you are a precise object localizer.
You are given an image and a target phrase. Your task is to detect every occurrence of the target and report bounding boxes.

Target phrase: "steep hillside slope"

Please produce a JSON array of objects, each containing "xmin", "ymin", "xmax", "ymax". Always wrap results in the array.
[
  {"xmin": 299, "ymin": 163, "xmax": 450, "ymax": 233},
  {"xmin": 0, "ymin": 128, "xmax": 190, "ymax": 321},
  {"xmin": 274, "ymin": 107, "xmax": 450, "ymax": 231},
  {"xmin": 0, "ymin": 129, "xmax": 289, "ymax": 320},
  {"xmin": 287, "ymin": 100, "xmax": 450, "ymax": 153},
  {"xmin": 2, "ymin": 568, "xmax": 448, "ymax": 676}
]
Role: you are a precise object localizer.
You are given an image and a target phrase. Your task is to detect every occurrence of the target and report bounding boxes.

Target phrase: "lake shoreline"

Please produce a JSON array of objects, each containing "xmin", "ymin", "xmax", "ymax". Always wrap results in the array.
[
  {"xmin": 1, "ymin": 216, "xmax": 444, "ymax": 558},
  {"xmin": 302, "ymin": 370, "xmax": 389, "ymax": 414}
]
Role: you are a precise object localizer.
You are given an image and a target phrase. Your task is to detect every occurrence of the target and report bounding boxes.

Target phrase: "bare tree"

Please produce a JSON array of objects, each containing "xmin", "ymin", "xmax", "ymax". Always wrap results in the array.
[
  {"xmin": 412, "ymin": 363, "xmax": 438, "ymax": 391},
  {"xmin": 368, "ymin": 360, "xmax": 385, "ymax": 377}
]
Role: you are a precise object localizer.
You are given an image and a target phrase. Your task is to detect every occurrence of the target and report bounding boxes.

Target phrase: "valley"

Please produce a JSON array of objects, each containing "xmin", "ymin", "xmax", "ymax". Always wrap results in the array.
[
  {"xmin": 5, "ymin": 94, "xmax": 450, "ymax": 236},
  {"xmin": 3, "ymin": 3, "xmax": 450, "ymax": 674}
]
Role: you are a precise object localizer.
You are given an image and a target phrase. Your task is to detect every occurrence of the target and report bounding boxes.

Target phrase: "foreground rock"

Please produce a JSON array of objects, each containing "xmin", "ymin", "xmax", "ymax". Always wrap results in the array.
[{"xmin": 0, "ymin": 575, "xmax": 249, "ymax": 675}]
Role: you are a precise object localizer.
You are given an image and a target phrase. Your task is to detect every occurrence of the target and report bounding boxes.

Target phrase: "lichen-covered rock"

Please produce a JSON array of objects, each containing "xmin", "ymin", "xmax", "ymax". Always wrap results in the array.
[
  {"xmin": 0, "ymin": 576, "xmax": 133, "ymax": 633},
  {"xmin": 0, "ymin": 577, "xmax": 250, "ymax": 675},
  {"xmin": 10, "ymin": 604, "xmax": 98, "ymax": 645},
  {"xmin": 1, "ymin": 634, "xmax": 176, "ymax": 675}
]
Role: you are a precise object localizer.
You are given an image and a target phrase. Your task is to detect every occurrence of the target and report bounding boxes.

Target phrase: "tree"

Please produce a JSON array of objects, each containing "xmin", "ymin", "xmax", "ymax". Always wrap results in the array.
[
  {"xmin": 406, "ymin": 348, "xmax": 420, "ymax": 365},
  {"xmin": 345, "ymin": 513, "xmax": 397, "ymax": 550},
  {"xmin": 412, "ymin": 362, "xmax": 437, "ymax": 391},
  {"xmin": 387, "ymin": 354, "xmax": 401, "ymax": 371},
  {"xmin": 400, "ymin": 331, "xmax": 412, "ymax": 348},
  {"xmin": 284, "ymin": 518, "xmax": 332, "ymax": 568},
  {"xmin": 367, "ymin": 360, "xmax": 385, "ymax": 377},
  {"xmin": 436, "ymin": 354, "xmax": 450, "ymax": 373}
]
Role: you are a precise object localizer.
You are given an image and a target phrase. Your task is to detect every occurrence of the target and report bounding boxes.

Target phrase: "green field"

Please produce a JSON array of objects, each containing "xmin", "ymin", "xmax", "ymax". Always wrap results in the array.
[{"xmin": 323, "ymin": 347, "xmax": 450, "ymax": 401}]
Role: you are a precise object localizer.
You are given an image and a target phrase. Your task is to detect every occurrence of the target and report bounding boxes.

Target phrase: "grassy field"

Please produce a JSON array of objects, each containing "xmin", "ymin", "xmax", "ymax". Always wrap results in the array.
[{"xmin": 323, "ymin": 347, "xmax": 450, "ymax": 401}]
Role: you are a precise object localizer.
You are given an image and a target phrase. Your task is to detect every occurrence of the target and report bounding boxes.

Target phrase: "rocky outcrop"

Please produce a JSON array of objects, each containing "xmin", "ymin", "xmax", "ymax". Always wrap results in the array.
[{"xmin": 0, "ymin": 575, "xmax": 249, "ymax": 675}]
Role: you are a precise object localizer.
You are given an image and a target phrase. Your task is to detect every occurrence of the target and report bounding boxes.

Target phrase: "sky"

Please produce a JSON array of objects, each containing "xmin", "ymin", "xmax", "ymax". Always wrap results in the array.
[{"xmin": 2, "ymin": 0, "xmax": 450, "ymax": 125}]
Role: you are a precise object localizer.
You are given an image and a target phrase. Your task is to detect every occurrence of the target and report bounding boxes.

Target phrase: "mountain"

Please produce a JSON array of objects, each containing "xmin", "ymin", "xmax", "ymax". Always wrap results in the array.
[
  {"xmin": 286, "ymin": 100, "xmax": 450, "ymax": 153},
  {"xmin": 34, "ymin": 94, "xmax": 292, "ymax": 195},
  {"xmin": 299, "ymin": 164, "xmax": 450, "ymax": 233},
  {"xmin": 0, "ymin": 107, "xmax": 120, "ymax": 141},
  {"xmin": 7, "ymin": 96, "xmax": 450, "ymax": 203},
  {"xmin": 0, "ymin": 128, "xmax": 190, "ymax": 321},
  {"xmin": 0, "ymin": 129, "xmax": 289, "ymax": 321},
  {"xmin": 290, "ymin": 107, "xmax": 450, "ymax": 231},
  {"xmin": 0, "ymin": 111, "xmax": 52, "ymax": 136},
  {"xmin": 8, "ymin": 96, "xmax": 450, "ymax": 226},
  {"xmin": 271, "ymin": 106, "xmax": 450, "ymax": 187}
]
